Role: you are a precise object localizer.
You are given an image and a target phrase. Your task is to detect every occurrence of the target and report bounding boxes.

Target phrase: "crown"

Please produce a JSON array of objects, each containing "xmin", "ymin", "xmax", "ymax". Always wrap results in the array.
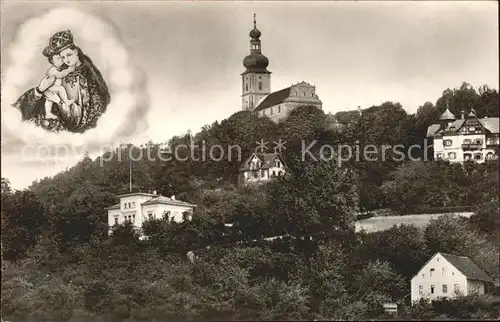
[{"xmin": 42, "ymin": 30, "xmax": 74, "ymax": 57}]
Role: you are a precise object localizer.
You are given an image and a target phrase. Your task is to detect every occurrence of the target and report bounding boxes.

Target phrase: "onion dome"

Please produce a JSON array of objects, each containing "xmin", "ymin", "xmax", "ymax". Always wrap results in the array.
[
  {"xmin": 439, "ymin": 102, "xmax": 456, "ymax": 121},
  {"xmin": 242, "ymin": 14, "xmax": 270, "ymax": 73},
  {"xmin": 439, "ymin": 109, "xmax": 456, "ymax": 121},
  {"xmin": 243, "ymin": 53, "xmax": 269, "ymax": 72},
  {"xmin": 250, "ymin": 27, "xmax": 261, "ymax": 39}
]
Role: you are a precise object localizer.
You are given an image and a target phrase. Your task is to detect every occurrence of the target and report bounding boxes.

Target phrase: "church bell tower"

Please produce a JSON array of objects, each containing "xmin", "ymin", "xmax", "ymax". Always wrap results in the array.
[{"xmin": 241, "ymin": 14, "xmax": 271, "ymax": 111}]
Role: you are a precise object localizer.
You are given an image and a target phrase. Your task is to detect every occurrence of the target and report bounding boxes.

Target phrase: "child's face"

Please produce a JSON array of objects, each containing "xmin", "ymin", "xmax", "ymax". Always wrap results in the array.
[{"xmin": 51, "ymin": 54, "xmax": 64, "ymax": 68}]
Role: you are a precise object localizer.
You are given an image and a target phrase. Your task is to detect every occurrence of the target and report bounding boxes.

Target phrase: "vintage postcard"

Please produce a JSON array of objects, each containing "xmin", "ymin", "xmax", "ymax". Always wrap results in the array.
[{"xmin": 1, "ymin": 1, "xmax": 499, "ymax": 321}]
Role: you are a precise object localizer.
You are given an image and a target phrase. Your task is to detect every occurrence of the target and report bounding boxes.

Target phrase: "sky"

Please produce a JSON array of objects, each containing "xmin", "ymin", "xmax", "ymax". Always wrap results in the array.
[{"xmin": 1, "ymin": 0, "xmax": 499, "ymax": 190}]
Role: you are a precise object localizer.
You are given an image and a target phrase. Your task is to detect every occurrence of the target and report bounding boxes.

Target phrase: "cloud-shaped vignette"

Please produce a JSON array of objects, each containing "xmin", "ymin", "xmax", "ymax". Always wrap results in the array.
[{"xmin": 1, "ymin": 7, "xmax": 150, "ymax": 159}]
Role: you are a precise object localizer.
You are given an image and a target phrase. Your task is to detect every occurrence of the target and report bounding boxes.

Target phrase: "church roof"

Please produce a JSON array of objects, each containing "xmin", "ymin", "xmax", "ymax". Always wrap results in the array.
[{"xmin": 255, "ymin": 87, "xmax": 291, "ymax": 111}]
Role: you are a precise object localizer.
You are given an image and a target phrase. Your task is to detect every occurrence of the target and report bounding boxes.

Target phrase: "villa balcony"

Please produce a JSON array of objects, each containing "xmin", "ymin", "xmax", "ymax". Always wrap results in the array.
[{"xmin": 461, "ymin": 143, "xmax": 482, "ymax": 150}]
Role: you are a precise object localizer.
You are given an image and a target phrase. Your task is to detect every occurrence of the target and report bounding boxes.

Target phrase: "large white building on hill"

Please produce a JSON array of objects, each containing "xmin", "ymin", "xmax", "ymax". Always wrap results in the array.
[
  {"xmin": 105, "ymin": 192, "xmax": 196, "ymax": 234},
  {"xmin": 241, "ymin": 15, "xmax": 322, "ymax": 122},
  {"xmin": 427, "ymin": 106, "xmax": 499, "ymax": 163}
]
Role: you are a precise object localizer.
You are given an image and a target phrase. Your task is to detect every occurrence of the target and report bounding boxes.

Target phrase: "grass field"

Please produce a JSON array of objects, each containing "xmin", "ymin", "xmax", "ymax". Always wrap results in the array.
[{"xmin": 354, "ymin": 212, "xmax": 474, "ymax": 233}]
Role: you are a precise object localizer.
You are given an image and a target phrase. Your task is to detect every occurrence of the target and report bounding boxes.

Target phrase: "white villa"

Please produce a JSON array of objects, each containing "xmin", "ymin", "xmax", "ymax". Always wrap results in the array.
[
  {"xmin": 238, "ymin": 152, "xmax": 287, "ymax": 184},
  {"xmin": 411, "ymin": 252, "xmax": 494, "ymax": 304},
  {"xmin": 105, "ymin": 192, "xmax": 196, "ymax": 234},
  {"xmin": 427, "ymin": 107, "xmax": 499, "ymax": 163}
]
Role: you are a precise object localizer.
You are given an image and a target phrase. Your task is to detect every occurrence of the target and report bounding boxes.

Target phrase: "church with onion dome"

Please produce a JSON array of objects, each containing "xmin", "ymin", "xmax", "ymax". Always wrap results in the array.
[{"xmin": 241, "ymin": 15, "xmax": 323, "ymax": 123}]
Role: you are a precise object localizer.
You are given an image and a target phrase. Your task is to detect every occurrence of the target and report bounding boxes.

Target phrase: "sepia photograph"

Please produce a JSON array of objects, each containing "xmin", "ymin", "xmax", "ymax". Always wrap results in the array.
[{"xmin": 1, "ymin": 1, "xmax": 499, "ymax": 321}]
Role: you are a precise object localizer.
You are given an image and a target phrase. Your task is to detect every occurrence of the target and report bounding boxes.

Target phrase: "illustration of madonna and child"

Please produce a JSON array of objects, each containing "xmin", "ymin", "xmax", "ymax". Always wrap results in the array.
[{"xmin": 13, "ymin": 30, "xmax": 111, "ymax": 133}]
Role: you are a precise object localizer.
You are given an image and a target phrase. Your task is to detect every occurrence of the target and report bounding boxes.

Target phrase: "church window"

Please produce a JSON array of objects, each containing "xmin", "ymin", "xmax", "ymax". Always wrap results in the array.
[
  {"xmin": 474, "ymin": 153, "xmax": 482, "ymax": 160},
  {"xmin": 259, "ymin": 82, "xmax": 262, "ymax": 90},
  {"xmin": 278, "ymin": 105, "xmax": 281, "ymax": 113},
  {"xmin": 443, "ymin": 139, "xmax": 452, "ymax": 146},
  {"xmin": 132, "ymin": 215, "xmax": 135, "ymax": 223},
  {"xmin": 448, "ymin": 152, "xmax": 456, "ymax": 159},
  {"xmin": 245, "ymin": 84, "xmax": 248, "ymax": 91},
  {"xmin": 270, "ymin": 107, "xmax": 273, "ymax": 115},
  {"xmin": 114, "ymin": 217, "xmax": 118, "ymax": 225}
]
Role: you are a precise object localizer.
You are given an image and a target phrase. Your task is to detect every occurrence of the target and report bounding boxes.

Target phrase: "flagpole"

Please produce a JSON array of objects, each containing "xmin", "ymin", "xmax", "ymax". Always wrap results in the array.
[{"xmin": 129, "ymin": 156, "xmax": 132, "ymax": 193}]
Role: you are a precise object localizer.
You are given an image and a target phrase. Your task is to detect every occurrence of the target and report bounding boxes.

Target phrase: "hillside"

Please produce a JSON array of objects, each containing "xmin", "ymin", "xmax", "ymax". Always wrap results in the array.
[{"xmin": 1, "ymin": 82, "xmax": 499, "ymax": 321}]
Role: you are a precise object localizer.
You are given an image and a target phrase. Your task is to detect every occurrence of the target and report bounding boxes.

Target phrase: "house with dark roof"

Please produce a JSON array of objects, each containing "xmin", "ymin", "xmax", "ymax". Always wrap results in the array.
[
  {"xmin": 240, "ymin": 15, "xmax": 322, "ymax": 122},
  {"xmin": 238, "ymin": 152, "xmax": 287, "ymax": 185},
  {"xmin": 411, "ymin": 252, "xmax": 494, "ymax": 304},
  {"xmin": 105, "ymin": 192, "xmax": 196, "ymax": 235},
  {"xmin": 427, "ymin": 105, "xmax": 499, "ymax": 163}
]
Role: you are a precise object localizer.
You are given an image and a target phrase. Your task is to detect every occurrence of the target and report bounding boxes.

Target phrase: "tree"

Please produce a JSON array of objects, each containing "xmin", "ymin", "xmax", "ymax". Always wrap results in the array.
[
  {"xmin": 1, "ymin": 177, "xmax": 13, "ymax": 195},
  {"xmin": 1, "ymin": 190, "xmax": 48, "ymax": 260},
  {"xmin": 435, "ymin": 82, "xmax": 481, "ymax": 116},
  {"xmin": 469, "ymin": 200, "xmax": 500, "ymax": 242},
  {"xmin": 279, "ymin": 105, "xmax": 325, "ymax": 142},
  {"xmin": 267, "ymin": 159, "xmax": 358, "ymax": 243},
  {"xmin": 352, "ymin": 224, "xmax": 430, "ymax": 280},
  {"xmin": 424, "ymin": 214, "xmax": 499, "ymax": 280}
]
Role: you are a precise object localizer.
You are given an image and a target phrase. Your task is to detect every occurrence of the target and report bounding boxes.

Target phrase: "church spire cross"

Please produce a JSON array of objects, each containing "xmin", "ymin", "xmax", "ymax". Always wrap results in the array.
[{"xmin": 254, "ymin": 13, "xmax": 256, "ymax": 28}]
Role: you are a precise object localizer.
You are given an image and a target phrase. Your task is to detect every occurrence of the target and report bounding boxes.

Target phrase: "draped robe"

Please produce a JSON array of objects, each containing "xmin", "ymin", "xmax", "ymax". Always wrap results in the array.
[{"xmin": 13, "ymin": 57, "xmax": 110, "ymax": 133}]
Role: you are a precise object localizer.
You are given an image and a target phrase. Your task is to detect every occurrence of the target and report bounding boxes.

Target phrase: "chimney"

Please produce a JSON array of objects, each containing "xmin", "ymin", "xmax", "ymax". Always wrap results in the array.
[
  {"xmin": 461, "ymin": 110, "xmax": 465, "ymax": 120},
  {"xmin": 171, "ymin": 195, "xmax": 175, "ymax": 200}
]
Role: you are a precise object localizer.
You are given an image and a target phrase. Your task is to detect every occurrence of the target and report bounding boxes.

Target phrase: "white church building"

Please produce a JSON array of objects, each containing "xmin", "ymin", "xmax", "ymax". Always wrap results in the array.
[
  {"xmin": 240, "ymin": 15, "xmax": 323, "ymax": 122},
  {"xmin": 105, "ymin": 192, "xmax": 196, "ymax": 234}
]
